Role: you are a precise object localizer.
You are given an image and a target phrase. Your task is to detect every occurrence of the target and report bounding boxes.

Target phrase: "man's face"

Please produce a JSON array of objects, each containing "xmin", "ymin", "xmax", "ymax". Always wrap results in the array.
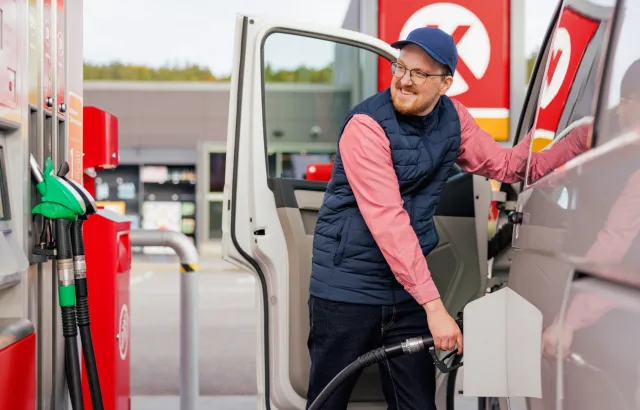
[{"xmin": 390, "ymin": 44, "xmax": 453, "ymax": 116}]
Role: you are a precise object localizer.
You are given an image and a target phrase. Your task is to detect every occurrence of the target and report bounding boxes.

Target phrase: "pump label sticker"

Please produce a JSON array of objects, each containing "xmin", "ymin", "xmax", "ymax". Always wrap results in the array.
[
  {"xmin": 68, "ymin": 92, "xmax": 83, "ymax": 184},
  {"xmin": 118, "ymin": 303, "xmax": 129, "ymax": 360}
]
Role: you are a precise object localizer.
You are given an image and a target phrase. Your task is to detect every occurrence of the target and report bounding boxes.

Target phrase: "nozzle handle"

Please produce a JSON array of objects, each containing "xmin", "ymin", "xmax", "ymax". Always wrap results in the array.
[
  {"xmin": 30, "ymin": 154, "xmax": 44, "ymax": 185},
  {"xmin": 57, "ymin": 162, "xmax": 70, "ymax": 178},
  {"xmin": 426, "ymin": 314, "xmax": 465, "ymax": 374}
]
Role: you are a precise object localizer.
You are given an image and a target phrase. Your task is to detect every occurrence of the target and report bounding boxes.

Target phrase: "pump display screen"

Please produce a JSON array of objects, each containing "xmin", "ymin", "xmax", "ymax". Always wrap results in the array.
[{"xmin": 0, "ymin": 147, "xmax": 8, "ymax": 220}]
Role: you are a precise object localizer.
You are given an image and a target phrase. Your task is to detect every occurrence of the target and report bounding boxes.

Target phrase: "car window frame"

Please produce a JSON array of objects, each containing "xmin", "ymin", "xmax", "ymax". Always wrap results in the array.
[
  {"xmin": 512, "ymin": 1, "xmax": 563, "ymax": 149},
  {"xmin": 521, "ymin": 0, "xmax": 619, "ymax": 188},
  {"xmin": 258, "ymin": 29, "xmax": 395, "ymax": 189},
  {"xmin": 556, "ymin": 24, "xmax": 608, "ymax": 133},
  {"xmin": 591, "ymin": 0, "xmax": 626, "ymax": 147}
]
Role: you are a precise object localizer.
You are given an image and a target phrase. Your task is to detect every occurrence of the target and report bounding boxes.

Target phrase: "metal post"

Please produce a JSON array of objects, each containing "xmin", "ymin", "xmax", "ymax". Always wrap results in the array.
[{"xmin": 129, "ymin": 229, "xmax": 199, "ymax": 410}]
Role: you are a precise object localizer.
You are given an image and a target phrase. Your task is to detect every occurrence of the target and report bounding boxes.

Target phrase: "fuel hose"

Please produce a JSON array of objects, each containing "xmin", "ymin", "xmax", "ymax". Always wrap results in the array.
[
  {"xmin": 308, "ymin": 317, "xmax": 464, "ymax": 410},
  {"xmin": 56, "ymin": 218, "xmax": 85, "ymax": 410},
  {"xmin": 71, "ymin": 217, "xmax": 104, "ymax": 410}
]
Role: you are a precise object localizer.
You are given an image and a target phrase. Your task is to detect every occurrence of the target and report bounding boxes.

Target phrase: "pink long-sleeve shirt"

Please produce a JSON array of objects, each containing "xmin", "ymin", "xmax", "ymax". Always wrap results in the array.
[{"xmin": 340, "ymin": 99, "xmax": 589, "ymax": 305}]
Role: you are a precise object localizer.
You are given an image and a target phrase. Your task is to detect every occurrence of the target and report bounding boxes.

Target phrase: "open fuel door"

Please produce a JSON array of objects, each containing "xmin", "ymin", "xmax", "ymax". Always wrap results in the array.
[{"xmin": 222, "ymin": 14, "xmax": 493, "ymax": 410}]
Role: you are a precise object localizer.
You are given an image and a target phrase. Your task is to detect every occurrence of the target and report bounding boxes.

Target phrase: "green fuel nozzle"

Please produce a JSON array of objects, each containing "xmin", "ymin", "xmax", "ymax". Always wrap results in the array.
[{"xmin": 30, "ymin": 155, "xmax": 86, "ymax": 221}]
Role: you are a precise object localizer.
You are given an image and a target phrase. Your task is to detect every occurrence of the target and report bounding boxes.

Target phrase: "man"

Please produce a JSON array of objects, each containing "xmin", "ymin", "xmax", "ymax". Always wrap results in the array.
[{"xmin": 306, "ymin": 27, "xmax": 586, "ymax": 409}]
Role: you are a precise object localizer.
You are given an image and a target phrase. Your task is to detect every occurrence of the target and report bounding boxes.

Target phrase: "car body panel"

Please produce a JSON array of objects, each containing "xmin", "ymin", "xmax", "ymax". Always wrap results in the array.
[{"xmin": 503, "ymin": 0, "xmax": 640, "ymax": 408}]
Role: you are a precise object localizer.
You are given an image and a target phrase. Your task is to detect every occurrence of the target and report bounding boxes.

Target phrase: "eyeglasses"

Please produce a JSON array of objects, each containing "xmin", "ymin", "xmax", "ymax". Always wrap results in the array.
[{"xmin": 391, "ymin": 62, "xmax": 448, "ymax": 85}]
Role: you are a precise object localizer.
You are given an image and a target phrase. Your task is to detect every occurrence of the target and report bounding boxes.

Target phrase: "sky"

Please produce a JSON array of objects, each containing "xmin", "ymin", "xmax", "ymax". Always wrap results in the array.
[{"xmin": 83, "ymin": 0, "xmax": 558, "ymax": 77}]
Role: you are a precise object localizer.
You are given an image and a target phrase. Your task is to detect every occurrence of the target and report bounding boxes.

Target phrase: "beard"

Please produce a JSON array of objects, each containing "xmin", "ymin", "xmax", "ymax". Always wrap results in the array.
[{"xmin": 391, "ymin": 83, "xmax": 438, "ymax": 116}]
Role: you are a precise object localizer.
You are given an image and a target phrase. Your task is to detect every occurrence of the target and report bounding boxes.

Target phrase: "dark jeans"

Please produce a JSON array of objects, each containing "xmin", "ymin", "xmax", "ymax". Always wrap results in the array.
[{"xmin": 306, "ymin": 296, "xmax": 436, "ymax": 410}]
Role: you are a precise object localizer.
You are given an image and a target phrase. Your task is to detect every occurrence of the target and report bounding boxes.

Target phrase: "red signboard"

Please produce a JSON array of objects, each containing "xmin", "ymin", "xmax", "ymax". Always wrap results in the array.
[
  {"xmin": 530, "ymin": 7, "xmax": 599, "ymax": 152},
  {"xmin": 377, "ymin": 0, "xmax": 511, "ymax": 140}
]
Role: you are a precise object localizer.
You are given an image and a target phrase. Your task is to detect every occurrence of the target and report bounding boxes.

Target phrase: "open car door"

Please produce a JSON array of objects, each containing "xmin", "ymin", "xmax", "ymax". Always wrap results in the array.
[{"xmin": 221, "ymin": 14, "xmax": 494, "ymax": 410}]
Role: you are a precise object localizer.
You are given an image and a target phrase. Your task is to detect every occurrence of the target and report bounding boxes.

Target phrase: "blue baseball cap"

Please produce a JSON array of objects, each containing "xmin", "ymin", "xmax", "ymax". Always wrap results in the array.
[{"xmin": 390, "ymin": 27, "xmax": 458, "ymax": 75}]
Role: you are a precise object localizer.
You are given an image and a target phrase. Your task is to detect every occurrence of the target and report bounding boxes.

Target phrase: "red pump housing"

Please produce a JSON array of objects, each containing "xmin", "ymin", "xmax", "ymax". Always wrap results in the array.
[
  {"xmin": 81, "ymin": 106, "xmax": 130, "ymax": 410},
  {"xmin": 83, "ymin": 106, "xmax": 119, "ymax": 197}
]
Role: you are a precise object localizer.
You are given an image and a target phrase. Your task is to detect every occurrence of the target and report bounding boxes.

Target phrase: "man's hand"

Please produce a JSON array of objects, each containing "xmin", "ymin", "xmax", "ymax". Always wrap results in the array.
[
  {"xmin": 424, "ymin": 298, "xmax": 463, "ymax": 354},
  {"xmin": 542, "ymin": 319, "xmax": 574, "ymax": 361}
]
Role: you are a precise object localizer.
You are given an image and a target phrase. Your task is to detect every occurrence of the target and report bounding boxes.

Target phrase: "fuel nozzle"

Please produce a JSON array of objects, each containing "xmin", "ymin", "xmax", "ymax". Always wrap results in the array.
[
  {"xmin": 358, "ymin": 313, "xmax": 464, "ymax": 374},
  {"xmin": 56, "ymin": 161, "xmax": 97, "ymax": 218},
  {"xmin": 30, "ymin": 155, "xmax": 86, "ymax": 260},
  {"xmin": 398, "ymin": 314, "xmax": 464, "ymax": 374}
]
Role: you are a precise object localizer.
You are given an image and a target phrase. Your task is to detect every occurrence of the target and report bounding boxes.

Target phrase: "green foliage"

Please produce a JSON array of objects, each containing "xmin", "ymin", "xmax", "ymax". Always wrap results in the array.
[
  {"xmin": 84, "ymin": 61, "xmax": 334, "ymax": 83},
  {"xmin": 263, "ymin": 64, "xmax": 333, "ymax": 83},
  {"xmin": 83, "ymin": 61, "xmax": 231, "ymax": 82},
  {"xmin": 526, "ymin": 52, "xmax": 538, "ymax": 83},
  {"xmin": 85, "ymin": 55, "xmax": 535, "ymax": 84}
]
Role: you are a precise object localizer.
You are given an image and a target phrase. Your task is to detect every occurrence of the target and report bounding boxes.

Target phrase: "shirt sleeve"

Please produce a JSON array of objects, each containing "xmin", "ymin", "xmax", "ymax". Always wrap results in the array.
[
  {"xmin": 527, "ymin": 124, "xmax": 591, "ymax": 183},
  {"xmin": 453, "ymin": 99, "xmax": 530, "ymax": 183},
  {"xmin": 453, "ymin": 99, "xmax": 590, "ymax": 183},
  {"xmin": 339, "ymin": 114, "xmax": 441, "ymax": 304}
]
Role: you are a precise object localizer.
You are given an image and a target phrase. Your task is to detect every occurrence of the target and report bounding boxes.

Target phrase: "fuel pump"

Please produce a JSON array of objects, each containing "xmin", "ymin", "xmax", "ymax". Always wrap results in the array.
[{"xmin": 30, "ymin": 155, "xmax": 86, "ymax": 410}]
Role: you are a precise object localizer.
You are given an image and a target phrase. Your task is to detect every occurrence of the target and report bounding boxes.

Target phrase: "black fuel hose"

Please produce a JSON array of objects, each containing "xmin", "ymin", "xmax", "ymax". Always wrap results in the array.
[
  {"xmin": 71, "ymin": 219, "xmax": 85, "ymax": 256},
  {"xmin": 55, "ymin": 218, "xmax": 84, "ymax": 410},
  {"xmin": 308, "ymin": 335, "xmax": 464, "ymax": 410},
  {"xmin": 71, "ymin": 218, "xmax": 104, "ymax": 410}
]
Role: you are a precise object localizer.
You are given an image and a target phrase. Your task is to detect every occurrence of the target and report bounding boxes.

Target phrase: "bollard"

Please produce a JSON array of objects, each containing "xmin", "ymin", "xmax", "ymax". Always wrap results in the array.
[{"xmin": 129, "ymin": 229, "xmax": 199, "ymax": 410}]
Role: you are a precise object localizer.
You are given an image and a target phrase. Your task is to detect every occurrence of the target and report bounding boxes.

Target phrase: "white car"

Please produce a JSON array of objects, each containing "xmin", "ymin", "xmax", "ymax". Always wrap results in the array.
[{"xmin": 221, "ymin": 0, "xmax": 640, "ymax": 408}]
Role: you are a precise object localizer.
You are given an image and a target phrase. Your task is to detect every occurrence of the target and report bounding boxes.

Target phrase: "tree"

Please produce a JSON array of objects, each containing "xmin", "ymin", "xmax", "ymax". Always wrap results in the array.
[
  {"xmin": 84, "ymin": 61, "xmax": 334, "ymax": 83},
  {"xmin": 263, "ymin": 63, "xmax": 333, "ymax": 83},
  {"xmin": 526, "ymin": 52, "xmax": 538, "ymax": 83},
  {"xmin": 83, "ymin": 61, "xmax": 230, "ymax": 81}
]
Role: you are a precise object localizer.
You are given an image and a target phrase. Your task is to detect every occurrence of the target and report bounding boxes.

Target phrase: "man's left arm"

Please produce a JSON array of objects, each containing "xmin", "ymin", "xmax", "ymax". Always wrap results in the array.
[{"xmin": 453, "ymin": 100, "xmax": 589, "ymax": 183}]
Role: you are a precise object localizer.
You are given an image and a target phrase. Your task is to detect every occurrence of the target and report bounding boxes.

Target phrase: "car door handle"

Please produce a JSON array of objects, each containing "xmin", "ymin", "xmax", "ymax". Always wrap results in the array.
[{"xmin": 508, "ymin": 211, "xmax": 524, "ymax": 225}]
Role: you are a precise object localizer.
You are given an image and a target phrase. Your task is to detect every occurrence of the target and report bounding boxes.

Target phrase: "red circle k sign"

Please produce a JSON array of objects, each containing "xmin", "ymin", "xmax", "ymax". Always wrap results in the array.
[{"xmin": 377, "ymin": 0, "xmax": 510, "ymax": 110}]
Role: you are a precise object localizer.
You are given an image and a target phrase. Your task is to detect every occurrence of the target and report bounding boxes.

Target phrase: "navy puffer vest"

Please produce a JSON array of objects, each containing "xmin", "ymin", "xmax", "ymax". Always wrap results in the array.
[{"xmin": 310, "ymin": 88, "xmax": 461, "ymax": 305}]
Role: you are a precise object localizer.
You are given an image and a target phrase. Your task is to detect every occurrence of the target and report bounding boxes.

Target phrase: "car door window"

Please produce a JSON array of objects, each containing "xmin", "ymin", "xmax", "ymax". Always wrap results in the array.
[
  {"xmin": 594, "ymin": 0, "xmax": 640, "ymax": 146},
  {"xmin": 261, "ymin": 33, "xmax": 383, "ymax": 180},
  {"xmin": 525, "ymin": 0, "xmax": 615, "ymax": 186}
]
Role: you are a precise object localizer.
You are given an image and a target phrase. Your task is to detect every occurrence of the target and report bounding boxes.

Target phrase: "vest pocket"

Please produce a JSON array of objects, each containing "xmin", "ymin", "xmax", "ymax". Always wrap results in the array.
[{"xmin": 333, "ymin": 217, "xmax": 351, "ymax": 266}]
